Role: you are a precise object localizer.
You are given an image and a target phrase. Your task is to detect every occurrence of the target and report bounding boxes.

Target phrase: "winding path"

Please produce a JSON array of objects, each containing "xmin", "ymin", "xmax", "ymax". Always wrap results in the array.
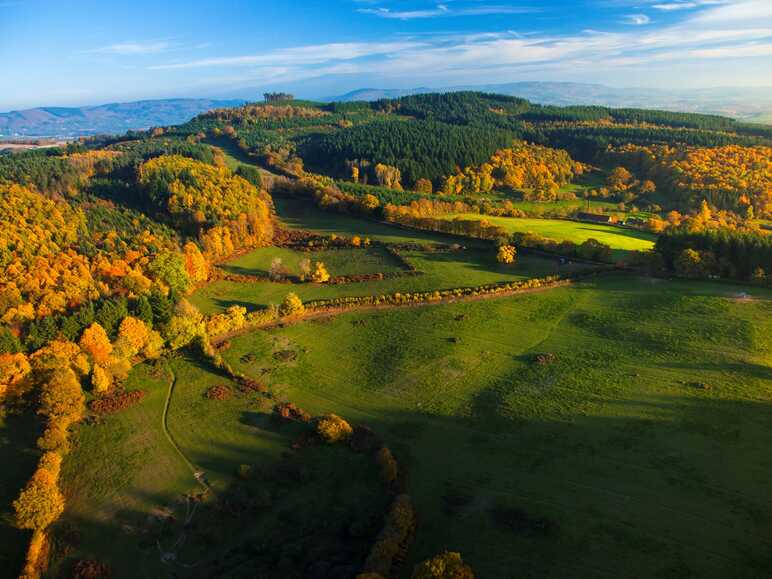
[{"xmin": 161, "ymin": 368, "xmax": 210, "ymax": 491}]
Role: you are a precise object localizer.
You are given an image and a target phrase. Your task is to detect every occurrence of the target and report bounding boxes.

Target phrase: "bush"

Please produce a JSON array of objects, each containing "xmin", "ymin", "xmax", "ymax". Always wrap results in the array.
[
  {"xmin": 314, "ymin": 414, "xmax": 353, "ymax": 443},
  {"xmin": 71, "ymin": 559, "xmax": 112, "ymax": 579},
  {"xmin": 205, "ymin": 384, "xmax": 232, "ymax": 400},
  {"xmin": 375, "ymin": 446, "xmax": 399, "ymax": 484},
  {"xmin": 411, "ymin": 552, "xmax": 475, "ymax": 579},
  {"xmin": 88, "ymin": 390, "xmax": 145, "ymax": 414},
  {"xmin": 496, "ymin": 245, "xmax": 517, "ymax": 264},
  {"xmin": 279, "ymin": 293, "xmax": 305, "ymax": 317}
]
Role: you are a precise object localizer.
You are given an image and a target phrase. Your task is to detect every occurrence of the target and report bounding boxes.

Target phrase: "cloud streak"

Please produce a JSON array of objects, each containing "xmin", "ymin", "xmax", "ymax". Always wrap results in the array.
[
  {"xmin": 84, "ymin": 41, "xmax": 173, "ymax": 55},
  {"xmin": 357, "ymin": 3, "xmax": 537, "ymax": 19}
]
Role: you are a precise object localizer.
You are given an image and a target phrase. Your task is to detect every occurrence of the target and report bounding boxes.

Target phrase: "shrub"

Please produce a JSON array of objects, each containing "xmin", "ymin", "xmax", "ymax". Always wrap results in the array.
[
  {"xmin": 315, "ymin": 414, "xmax": 353, "ymax": 443},
  {"xmin": 375, "ymin": 446, "xmax": 399, "ymax": 484},
  {"xmin": 205, "ymin": 384, "xmax": 232, "ymax": 400},
  {"xmin": 311, "ymin": 261, "xmax": 330, "ymax": 283},
  {"xmin": 411, "ymin": 552, "xmax": 475, "ymax": 579},
  {"xmin": 279, "ymin": 293, "xmax": 305, "ymax": 317},
  {"xmin": 71, "ymin": 559, "xmax": 112, "ymax": 579},
  {"xmin": 273, "ymin": 402, "xmax": 311, "ymax": 422},
  {"xmin": 496, "ymin": 244, "xmax": 516, "ymax": 264},
  {"xmin": 88, "ymin": 390, "xmax": 145, "ymax": 414}
]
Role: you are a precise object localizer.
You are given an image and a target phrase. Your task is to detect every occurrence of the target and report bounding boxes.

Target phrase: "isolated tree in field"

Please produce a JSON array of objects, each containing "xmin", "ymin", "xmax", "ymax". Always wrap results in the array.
[
  {"xmin": 279, "ymin": 293, "xmax": 305, "ymax": 317},
  {"xmin": 411, "ymin": 552, "xmax": 475, "ymax": 579},
  {"xmin": 311, "ymin": 261, "xmax": 330, "ymax": 283},
  {"xmin": 298, "ymin": 258, "xmax": 312, "ymax": 281},
  {"xmin": 315, "ymin": 414, "xmax": 353, "ymax": 443},
  {"xmin": 269, "ymin": 257, "xmax": 287, "ymax": 280},
  {"xmin": 496, "ymin": 245, "xmax": 517, "ymax": 264}
]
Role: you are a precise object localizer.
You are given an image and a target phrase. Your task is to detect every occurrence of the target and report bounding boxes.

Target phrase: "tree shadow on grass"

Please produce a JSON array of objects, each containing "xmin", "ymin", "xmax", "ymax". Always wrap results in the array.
[{"xmin": 0, "ymin": 408, "xmax": 41, "ymax": 578}]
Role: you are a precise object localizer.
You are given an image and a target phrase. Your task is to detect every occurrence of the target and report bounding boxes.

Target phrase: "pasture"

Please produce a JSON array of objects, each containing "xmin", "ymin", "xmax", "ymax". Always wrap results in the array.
[
  {"xmin": 442, "ymin": 213, "xmax": 656, "ymax": 254},
  {"xmin": 192, "ymin": 246, "xmax": 587, "ymax": 315},
  {"xmin": 221, "ymin": 275, "xmax": 772, "ymax": 578},
  {"xmin": 221, "ymin": 245, "xmax": 406, "ymax": 278},
  {"xmin": 54, "ymin": 356, "xmax": 388, "ymax": 578}
]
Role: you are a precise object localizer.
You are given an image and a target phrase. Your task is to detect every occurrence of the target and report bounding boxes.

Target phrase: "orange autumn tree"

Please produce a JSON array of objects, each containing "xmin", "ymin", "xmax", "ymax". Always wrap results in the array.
[{"xmin": 78, "ymin": 323, "xmax": 113, "ymax": 365}]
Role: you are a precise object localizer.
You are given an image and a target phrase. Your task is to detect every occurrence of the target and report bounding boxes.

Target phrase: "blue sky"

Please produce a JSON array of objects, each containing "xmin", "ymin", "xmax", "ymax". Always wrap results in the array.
[{"xmin": 1, "ymin": 0, "xmax": 771, "ymax": 109}]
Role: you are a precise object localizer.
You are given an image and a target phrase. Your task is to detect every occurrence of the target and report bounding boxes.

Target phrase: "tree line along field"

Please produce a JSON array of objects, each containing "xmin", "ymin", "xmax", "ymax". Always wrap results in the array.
[{"xmin": 54, "ymin": 271, "xmax": 772, "ymax": 578}]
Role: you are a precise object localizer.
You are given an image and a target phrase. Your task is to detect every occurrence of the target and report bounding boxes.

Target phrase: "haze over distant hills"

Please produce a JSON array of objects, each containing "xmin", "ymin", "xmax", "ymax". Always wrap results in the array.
[
  {"xmin": 0, "ymin": 98, "xmax": 244, "ymax": 138},
  {"xmin": 3, "ymin": 83, "xmax": 772, "ymax": 138},
  {"xmin": 328, "ymin": 82, "xmax": 772, "ymax": 122}
]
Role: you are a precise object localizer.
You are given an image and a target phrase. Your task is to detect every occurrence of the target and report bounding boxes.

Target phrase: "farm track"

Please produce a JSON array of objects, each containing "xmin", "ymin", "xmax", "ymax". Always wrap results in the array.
[{"xmin": 161, "ymin": 368, "xmax": 210, "ymax": 492}]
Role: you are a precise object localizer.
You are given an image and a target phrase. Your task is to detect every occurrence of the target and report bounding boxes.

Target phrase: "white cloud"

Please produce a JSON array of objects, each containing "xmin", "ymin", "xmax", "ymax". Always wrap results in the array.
[
  {"xmin": 149, "ymin": 41, "xmax": 425, "ymax": 70},
  {"xmin": 623, "ymin": 13, "xmax": 652, "ymax": 24},
  {"xmin": 84, "ymin": 42, "xmax": 172, "ymax": 55},
  {"xmin": 357, "ymin": 3, "xmax": 536, "ymax": 19},
  {"xmin": 651, "ymin": 2, "xmax": 699, "ymax": 10}
]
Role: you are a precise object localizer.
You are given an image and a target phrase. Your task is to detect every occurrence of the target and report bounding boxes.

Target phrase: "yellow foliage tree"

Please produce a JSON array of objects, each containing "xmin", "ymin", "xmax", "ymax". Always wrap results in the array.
[
  {"xmin": 279, "ymin": 293, "xmax": 305, "ymax": 317},
  {"xmin": 79, "ymin": 323, "xmax": 113, "ymax": 365},
  {"xmin": 311, "ymin": 261, "xmax": 330, "ymax": 283},
  {"xmin": 496, "ymin": 245, "xmax": 517, "ymax": 264}
]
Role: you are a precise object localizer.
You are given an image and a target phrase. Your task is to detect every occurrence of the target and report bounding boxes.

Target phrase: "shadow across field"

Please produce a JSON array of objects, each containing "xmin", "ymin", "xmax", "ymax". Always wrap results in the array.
[{"xmin": 0, "ymin": 405, "xmax": 42, "ymax": 577}]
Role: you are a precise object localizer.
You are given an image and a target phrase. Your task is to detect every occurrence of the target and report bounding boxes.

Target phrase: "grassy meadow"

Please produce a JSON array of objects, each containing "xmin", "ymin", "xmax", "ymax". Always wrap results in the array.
[
  {"xmin": 443, "ymin": 214, "xmax": 656, "ymax": 251},
  {"xmin": 54, "ymin": 355, "xmax": 388, "ymax": 578},
  {"xmin": 220, "ymin": 275, "xmax": 772, "ymax": 578},
  {"xmin": 50, "ymin": 193, "xmax": 772, "ymax": 579},
  {"xmin": 221, "ymin": 245, "xmax": 406, "ymax": 278}
]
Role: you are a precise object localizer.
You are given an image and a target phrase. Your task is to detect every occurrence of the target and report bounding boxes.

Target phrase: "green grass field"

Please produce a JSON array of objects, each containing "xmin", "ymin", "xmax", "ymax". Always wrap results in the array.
[
  {"xmin": 55, "ymin": 356, "xmax": 388, "ymax": 578},
  {"xmin": 443, "ymin": 214, "xmax": 656, "ymax": 250},
  {"xmin": 192, "ymin": 247, "xmax": 588, "ymax": 314},
  {"xmin": 219, "ymin": 275, "xmax": 772, "ymax": 579},
  {"xmin": 189, "ymin": 197, "xmax": 592, "ymax": 315},
  {"xmin": 50, "ymin": 190, "xmax": 772, "ymax": 578},
  {"xmin": 221, "ymin": 245, "xmax": 405, "ymax": 278}
]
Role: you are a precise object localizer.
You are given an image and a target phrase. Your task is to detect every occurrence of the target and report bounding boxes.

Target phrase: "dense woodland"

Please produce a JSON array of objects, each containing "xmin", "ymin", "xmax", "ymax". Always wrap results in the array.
[{"xmin": 0, "ymin": 90, "xmax": 770, "ymax": 579}]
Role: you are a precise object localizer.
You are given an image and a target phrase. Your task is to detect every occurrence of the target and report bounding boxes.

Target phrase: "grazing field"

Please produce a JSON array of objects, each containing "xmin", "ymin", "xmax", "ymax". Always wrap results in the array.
[
  {"xmin": 220, "ymin": 275, "xmax": 772, "ymax": 579},
  {"xmin": 192, "ymin": 246, "xmax": 588, "ymax": 314},
  {"xmin": 221, "ymin": 245, "xmax": 406, "ymax": 278},
  {"xmin": 443, "ymin": 213, "xmax": 656, "ymax": 253},
  {"xmin": 190, "ymin": 197, "xmax": 591, "ymax": 315},
  {"xmin": 55, "ymin": 356, "xmax": 388, "ymax": 578}
]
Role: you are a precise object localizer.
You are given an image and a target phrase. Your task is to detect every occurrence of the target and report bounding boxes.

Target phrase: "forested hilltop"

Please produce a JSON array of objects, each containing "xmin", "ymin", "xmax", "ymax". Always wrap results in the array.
[{"xmin": 0, "ymin": 91, "xmax": 770, "ymax": 579}]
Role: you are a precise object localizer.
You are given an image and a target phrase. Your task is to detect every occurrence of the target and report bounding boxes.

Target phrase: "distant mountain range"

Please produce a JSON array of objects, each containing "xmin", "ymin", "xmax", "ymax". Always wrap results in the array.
[
  {"xmin": 3, "ymin": 83, "xmax": 771, "ymax": 138},
  {"xmin": 329, "ymin": 82, "xmax": 772, "ymax": 122},
  {"xmin": 0, "ymin": 98, "xmax": 245, "ymax": 138}
]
